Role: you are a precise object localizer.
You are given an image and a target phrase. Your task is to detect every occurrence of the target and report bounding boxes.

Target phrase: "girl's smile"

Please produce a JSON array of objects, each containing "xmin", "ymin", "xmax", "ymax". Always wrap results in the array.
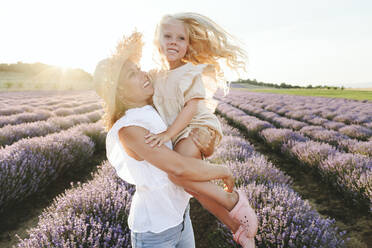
[{"xmin": 159, "ymin": 19, "xmax": 189, "ymax": 69}]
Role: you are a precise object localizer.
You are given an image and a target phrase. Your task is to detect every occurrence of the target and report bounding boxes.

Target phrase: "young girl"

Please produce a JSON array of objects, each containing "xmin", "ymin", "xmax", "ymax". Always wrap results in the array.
[{"xmin": 145, "ymin": 12, "xmax": 258, "ymax": 247}]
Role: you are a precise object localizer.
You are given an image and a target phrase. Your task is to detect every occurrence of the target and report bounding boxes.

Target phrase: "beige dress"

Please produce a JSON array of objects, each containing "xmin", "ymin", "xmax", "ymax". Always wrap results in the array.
[{"xmin": 152, "ymin": 62, "xmax": 223, "ymax": 153}]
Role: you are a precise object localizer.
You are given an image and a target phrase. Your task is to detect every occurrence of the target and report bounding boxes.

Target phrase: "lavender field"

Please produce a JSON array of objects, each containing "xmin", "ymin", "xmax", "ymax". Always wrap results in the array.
[{"xmin": 0, "ymin": 90, "xmax": 371, "ymax": 247}]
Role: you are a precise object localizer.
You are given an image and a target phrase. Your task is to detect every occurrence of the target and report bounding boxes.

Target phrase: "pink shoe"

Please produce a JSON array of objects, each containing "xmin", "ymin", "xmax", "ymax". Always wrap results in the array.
[
  {"xmin": 229, "ymin": 189, "xmax": 258, "ymax": 238},
  {"xmin": 233, "ymin": 225, "xmax": 256, "ymax": 248}
]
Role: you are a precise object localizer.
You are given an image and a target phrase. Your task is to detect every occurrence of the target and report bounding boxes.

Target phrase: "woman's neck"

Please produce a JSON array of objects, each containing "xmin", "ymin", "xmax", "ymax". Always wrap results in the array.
[{"xmin": 127, "ymin": 101, "xmax": 149, "ymax": 110}]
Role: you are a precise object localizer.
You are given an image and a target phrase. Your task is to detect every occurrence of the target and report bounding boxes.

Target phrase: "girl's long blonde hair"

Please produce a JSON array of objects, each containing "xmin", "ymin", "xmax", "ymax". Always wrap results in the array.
[{"xmin": 154, "ymin": 12, "xmax": 248, "ymax": 91}]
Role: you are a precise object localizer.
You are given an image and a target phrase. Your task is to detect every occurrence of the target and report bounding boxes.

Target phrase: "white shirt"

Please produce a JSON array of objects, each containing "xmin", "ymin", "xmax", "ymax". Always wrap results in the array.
[{"xmin": 106, "ymin": 105, "xmax": 191, "ymax": 233}]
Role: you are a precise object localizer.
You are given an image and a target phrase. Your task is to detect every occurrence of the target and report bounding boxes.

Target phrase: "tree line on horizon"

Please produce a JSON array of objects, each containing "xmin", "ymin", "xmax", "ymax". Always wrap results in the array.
[{"xmin": 234, "ymin": 78, "xmax": 345, "ymax": 90}]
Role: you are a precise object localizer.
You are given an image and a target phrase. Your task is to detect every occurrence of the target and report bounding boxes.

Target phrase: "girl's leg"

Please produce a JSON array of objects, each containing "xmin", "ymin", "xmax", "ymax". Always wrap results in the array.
[
  {"xmin": 170, "ymin": 174, "xmax": 240, "ymax": 233},
  {"xmin": 172, "ymin": 137, "xmax": 240, "ymax": 233}
]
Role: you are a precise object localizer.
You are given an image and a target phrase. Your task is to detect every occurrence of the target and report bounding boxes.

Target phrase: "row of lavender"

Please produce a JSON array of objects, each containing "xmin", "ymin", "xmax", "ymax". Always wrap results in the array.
[
  {"xmin": 0, "ymin": 102, "xmax": 102, "ymax": 128},
  {"xmin": 0, "ymin": 91, "xmax": 106, "ymax": 214},
  {"xmin": 0, "ymin": 96, "xmax": 100, "ymax": 117},
  {"xmin": 216, "ymin": 102, "xmax": 372, "ymax": 213},
  {"xmin": 0, "ymin": 90, "xmax": 98, "ymax": 103},
  {"xmin": 0, "ymin": 98, "xmax": 99, "ymax": 113},
  {"xmin": 0, "ymin": 119, "xmax": 106, "ymax": 215},
  {"xmin": 216, "ymin": 92, "xmax": 372, "ymax": 157},
  {"xmin": 0, "ymin": 98, "xmax": 100, "ymax": 117},
  {"xmin": 15, "ymin": 120, "xmax": 347, "ymax": 247},
  {"xmin": 0, "ymin": 108, "xmax": 103, "ymax": 147},
  {"xmin": 211, "ymin": 120, "xmax": 347, "ymax": 247},
  {"xmin": 221, "ymin": 90, "xmax": 372, "ymax": 131}
]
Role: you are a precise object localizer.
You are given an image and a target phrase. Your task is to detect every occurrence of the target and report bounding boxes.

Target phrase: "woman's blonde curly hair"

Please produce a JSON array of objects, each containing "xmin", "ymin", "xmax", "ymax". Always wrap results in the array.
[{"xmin": 154, "ymin": 12, "xmax": 248, "ymax": 92}]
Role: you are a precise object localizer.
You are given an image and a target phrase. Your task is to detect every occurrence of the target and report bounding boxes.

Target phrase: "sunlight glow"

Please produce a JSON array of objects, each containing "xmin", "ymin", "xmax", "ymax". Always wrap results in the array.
[{"xmin": 1, "ymin": 0, "xmax": 371, "ymax": 87}]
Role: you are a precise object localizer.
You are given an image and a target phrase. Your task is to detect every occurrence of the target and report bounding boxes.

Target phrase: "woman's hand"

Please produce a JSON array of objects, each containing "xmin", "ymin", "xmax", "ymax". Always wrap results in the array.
[
  {"xmin": 145, "ymin": 131, "xmax": 171, "ymax": 147},
  {"xmin": 190, "ymin": 128, "xmax": 215, "ymax": 157}
]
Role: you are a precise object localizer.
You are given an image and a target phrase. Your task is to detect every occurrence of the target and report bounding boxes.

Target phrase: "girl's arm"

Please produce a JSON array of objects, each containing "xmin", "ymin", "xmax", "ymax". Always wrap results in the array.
[
  {"xmin": 145, "ymin": 98, "xmax": 201, "ymax": 147},
  {"xmin": 119, "ymin": 125, "xmax": 234, "ymax": 190}
]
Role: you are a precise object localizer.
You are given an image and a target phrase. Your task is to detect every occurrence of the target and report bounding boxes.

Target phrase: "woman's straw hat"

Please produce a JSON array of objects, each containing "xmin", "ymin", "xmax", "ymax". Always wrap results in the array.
[{"xmin": 93, "ymin": 32, "xmax": 143, "ymax": 112}]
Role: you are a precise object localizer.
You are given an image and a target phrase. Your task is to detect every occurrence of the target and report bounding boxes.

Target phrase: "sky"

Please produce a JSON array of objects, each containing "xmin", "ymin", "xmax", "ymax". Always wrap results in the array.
[{"xmin": 1, "ymin": 0, "xmax": 371, "ymax": 88}]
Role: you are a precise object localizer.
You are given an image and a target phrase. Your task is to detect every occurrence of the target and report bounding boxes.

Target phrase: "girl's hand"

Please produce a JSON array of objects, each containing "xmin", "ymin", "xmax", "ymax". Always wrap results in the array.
[
  {"xmin": 144, "ymin": 131, "xmax": 171, "ymax": 147},
  {"xmin": 222, "ymin": 168, "xmax": 235, "ymax": 193},
  {"xmin": 223, "ymin": 175, "xmax": 235, "ymax": 193}
]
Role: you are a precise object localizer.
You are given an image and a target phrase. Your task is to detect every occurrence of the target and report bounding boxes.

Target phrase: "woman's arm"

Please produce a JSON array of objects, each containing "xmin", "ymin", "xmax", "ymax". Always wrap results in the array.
[
  {"xmin": 145, "ymin": 98, "xmax": 201, "ymax": 147},
  {"xmin": 119, "ymin": 125, "xmax": 232, "ymax": 183}
]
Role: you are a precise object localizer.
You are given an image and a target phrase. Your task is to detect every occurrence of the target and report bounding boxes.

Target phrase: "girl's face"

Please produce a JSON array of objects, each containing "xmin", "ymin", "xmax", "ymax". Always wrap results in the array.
[
  {"xmin": 117, "ymin": 61, "xmax": 153, "ymax": 106},
  {"xmin": 159, "ymin": 19, "xmax": 189, "ymax": 69}
]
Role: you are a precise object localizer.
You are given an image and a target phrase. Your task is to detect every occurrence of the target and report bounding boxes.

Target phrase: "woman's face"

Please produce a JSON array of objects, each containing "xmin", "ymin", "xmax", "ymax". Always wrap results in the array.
[{"xmin": 117, "ymin": 61, "xmax": 153, "ymax": 106}]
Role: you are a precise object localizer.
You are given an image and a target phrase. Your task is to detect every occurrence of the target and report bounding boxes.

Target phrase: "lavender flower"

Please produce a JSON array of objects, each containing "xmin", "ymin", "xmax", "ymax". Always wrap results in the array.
[
  {"xmin": 0, "ymin": 125, "xmax": 104, "ymax": 214},
  {"xmin": 0, "ymin": 109, "xmax": 103, "ymax": 147},
  {"xmin": 288, "ymin": 141, "xmax": 338, "ymax": 167},
  {"xmin": 217, "ymin": 183, "xmax": 347, "ymax": 247},
  {"xmin": 260, "ymin": 128, "xmax": 308, "ymax": 151},
  {"xmin": 339, "ymin": 125, "xmax": 372, "ymax": 141},
  {"xmin": 320, "ymin": 153, "xmax": 372, "ymax": 210},
  {"xmin": 16, "ymin": 162, "xmax": 134, "ymax": 248},
  {"xmin": 0, "ymin": 110, "xmax": 55, "ymax": 128}
]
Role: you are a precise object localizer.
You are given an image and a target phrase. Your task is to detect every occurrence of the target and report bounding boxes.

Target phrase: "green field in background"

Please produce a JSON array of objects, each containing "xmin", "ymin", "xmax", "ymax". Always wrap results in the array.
[{"xmin": 240, "ymin": 88, "xmax": 372, "ymax": 101}]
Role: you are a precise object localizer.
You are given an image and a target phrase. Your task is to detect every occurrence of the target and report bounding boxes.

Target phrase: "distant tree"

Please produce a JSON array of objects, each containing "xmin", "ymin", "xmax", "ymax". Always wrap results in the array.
[
  {"xmin": 230, "ymin": 77, "xmax": 348, "ymax": 91},
  {"xmin": 34, "ymin": 82, "xmax": 42, "ymax": 89},
  {"xmin": 4, "ymin": 82, "xmax": 13, "ymax": 88}
]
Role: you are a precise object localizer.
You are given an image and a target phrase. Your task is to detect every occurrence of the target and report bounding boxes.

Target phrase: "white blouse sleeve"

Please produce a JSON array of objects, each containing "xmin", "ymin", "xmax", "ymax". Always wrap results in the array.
[
  {"xmin": 106, "ymin": 107, "xmax": 171, "ymax": 189},
  {"xmin": 106, "ymin": 112, "xmax": 151, "ymax": 186}
]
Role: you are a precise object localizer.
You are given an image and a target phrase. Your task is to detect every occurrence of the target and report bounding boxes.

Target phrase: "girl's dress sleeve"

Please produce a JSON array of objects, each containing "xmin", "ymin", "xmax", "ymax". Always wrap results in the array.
[
  {"xmin": 179, "ymin": 64, "xmax": 219, "ymax": 111},
  {"xmin": 183, "ymin": 73, "xmax": 206, "ymax": 103},
  {"xmin": 106, "ymin": 110, "xmax": 152, "ymax": 186}
]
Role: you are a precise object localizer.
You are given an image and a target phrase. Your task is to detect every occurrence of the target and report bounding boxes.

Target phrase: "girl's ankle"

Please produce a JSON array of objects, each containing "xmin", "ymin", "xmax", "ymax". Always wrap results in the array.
[{"xmin": 228, "ymin": 190, "xmax": 239, "ymax": 211}]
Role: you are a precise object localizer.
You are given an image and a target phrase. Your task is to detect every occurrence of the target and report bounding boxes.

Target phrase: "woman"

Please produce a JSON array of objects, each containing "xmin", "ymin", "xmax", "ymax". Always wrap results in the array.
[{"xmin": 94, "ymin": 32, "xmax": 256, "ymax": 248}]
